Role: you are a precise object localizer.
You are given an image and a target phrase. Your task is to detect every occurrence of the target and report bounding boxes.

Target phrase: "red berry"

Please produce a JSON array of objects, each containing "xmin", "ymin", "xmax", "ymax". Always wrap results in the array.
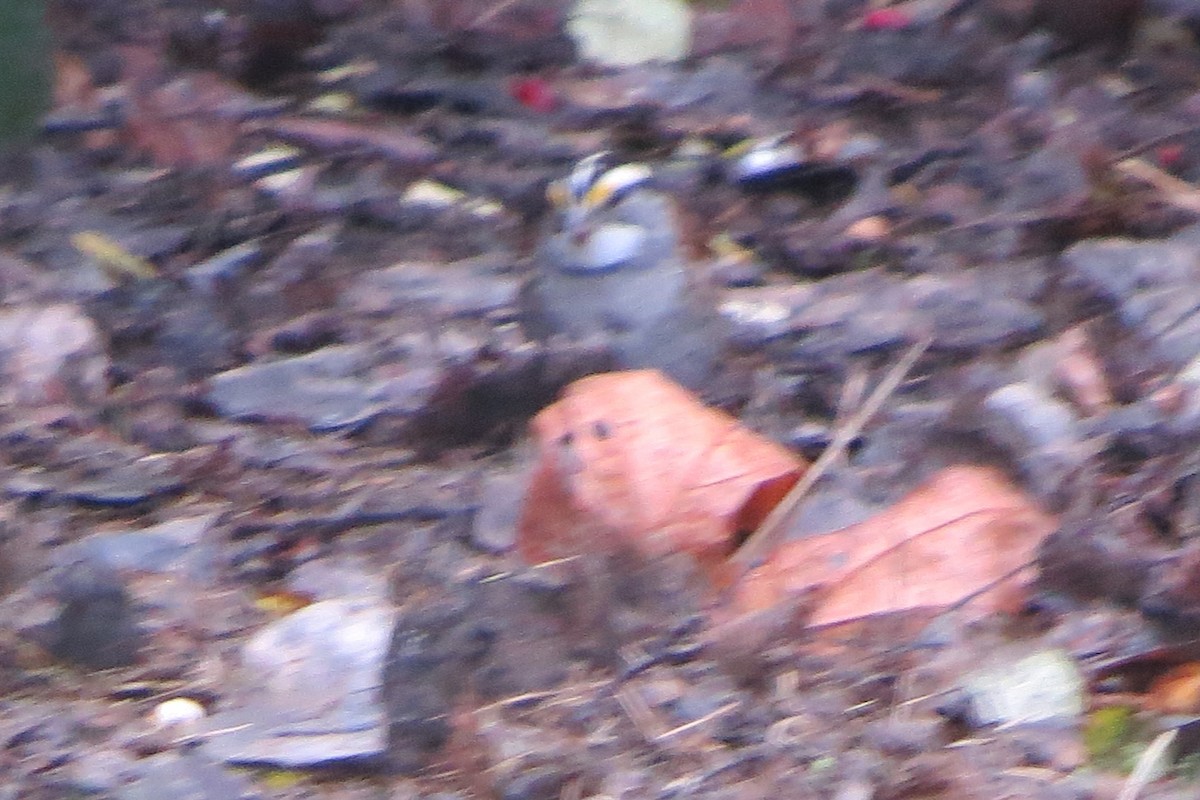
[
  {"xmin": 1156, "ymin": 144, "xmax": 1184, "ymax": 170},
  {"xmin": 510, "ymin": 76, "xmax": 557, "ymax": 113},
  {"xmin": 862, "ymin": 7, "xmax": 911, "ymax": 31}
]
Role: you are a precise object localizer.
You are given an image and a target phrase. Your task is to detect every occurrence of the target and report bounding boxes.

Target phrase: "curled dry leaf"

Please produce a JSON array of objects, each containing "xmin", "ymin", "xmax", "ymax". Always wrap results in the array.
[
  {"xmin": 517, "ymin": 370, "xmax": 804, "ymax": 583},
  {"xmin": 121, "ymin": 56, "xmax": 242, "ymax": 169},
  {"xmin": 1146, "ymin": 662, "xmax": 1200, "ymax": 715},
  {"xmin": 734, "ymin": 465, "xmax": 1058, "ymax": 627}
]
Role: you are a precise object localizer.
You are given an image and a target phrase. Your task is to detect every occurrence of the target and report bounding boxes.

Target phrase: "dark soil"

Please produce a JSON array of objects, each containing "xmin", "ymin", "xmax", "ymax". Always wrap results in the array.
[{"xmin": 7, "ymin": 1, "xmax": 1200, "ymax": 798}]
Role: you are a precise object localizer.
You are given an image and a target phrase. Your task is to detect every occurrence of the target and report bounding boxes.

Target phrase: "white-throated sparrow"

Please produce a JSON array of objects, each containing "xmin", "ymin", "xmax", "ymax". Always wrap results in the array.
[{"xmin": 523, "ymin": 153, "xmax": 724, "ymax": 390}]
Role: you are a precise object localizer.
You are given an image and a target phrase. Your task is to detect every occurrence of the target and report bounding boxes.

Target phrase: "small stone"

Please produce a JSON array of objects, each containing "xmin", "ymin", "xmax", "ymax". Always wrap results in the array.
[
  {"xmin": 50, "ymin": 560, "xmax": 143, "ymax": 670},
  {"xmin": 499, "ymin": 765, "xmax": 568, "ymax": 800},
  {"xmin": 342, "ymin": 256, "xmax": 521, "ymax": 319},
  {"xmin": 470, "ymin": 469, "xmax": 529, "ymax": 554},
  {"xmin": 0, "ymin": 303, "xmax": 108, "ymax": 406},
  {"xmin": 981, "ymin": 381, "xmax": 1088, "ymax": 501},
  {"xmin": 66, "ymin": 749, "xmax": 138, "ymax": 794},
  {"xmin": 202, "ymin": 595, "xmax": 396, "ymax": 769},
  {"xmin": 962, "ymin": 649, "xmax": 1084, "ymax": 727},
  {"xmin": 911, "ymin": 277, "xmax": 1043, "ymax": 352},
  {"xmin": 863, "ymin": 717, "xmax": 942, "ymax": 756},
  {"xmin": 383, "ymin": 600, "xmax": 469, "ymax": 773},
  {"xmin": 151, "ymin": 697, "xmax": 207, "ymax": 731},
  {"xmin": 119, "ymin": 751, "xmax": 257, "ymax": 800},
  {"xmin": 70, "ymin": 515, "xmax": 218, "ymax": 578},
  {"xmin": 1064, "ymin": 238, "xmax": 1199, "ymax": 308},
  {"xmin": 832, "ymin": 779, "xmax": 874, "ymax": 800},
  {"xmin": 843, "ymin": 215, "xmax": 890, "ymax": 242},
  {"xmin": 61, "ymin": 467, "xmax": 184, "ymax": 507},
  {"xmin": 205, "ymin": 346, "xmax": 382, "ymax": 432},
  {"xmin": 1009, "ymin": 70, "xmax": 1056, "ymax": 110},
  {"xmin": 983, "ymin": 383, "xmax": 1080, "ymax": 452},
  {"xmin": 383, "ymin": 574, "xmax": 572, "ymax": 773},
  {"xmin": 184, "ymin": 241, "xmax": 262, "ymax": 295}
]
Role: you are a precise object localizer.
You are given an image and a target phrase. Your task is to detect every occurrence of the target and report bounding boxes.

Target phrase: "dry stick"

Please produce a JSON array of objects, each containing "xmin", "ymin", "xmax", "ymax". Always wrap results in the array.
[
  {"xmin": 1116, "ymin": 729, "xmax": 1177, "ymax": 800},
  {"xmin": 467, "ymin": 0, "xmax": 522, "ymax": 29},
  {"xmin": 1108, "ymin": 124, "xmax": 1200, "ymax": 165},
  {"xmin": 615, "ymin": 684, "xmax": 665, "ymax": 742},
  {"xmin": 1115, "ymin": 158, "xmax": 1200, "ymax": 215},
  {"xmin": 732, "ymin": 336, "xmax": 932, "ymax": 575}
]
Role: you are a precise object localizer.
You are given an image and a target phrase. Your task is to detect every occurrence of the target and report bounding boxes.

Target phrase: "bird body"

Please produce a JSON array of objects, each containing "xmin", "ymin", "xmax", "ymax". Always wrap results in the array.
[{"xmin": 524, "ymin": 155, "xmax": 723, "ymax": 389}]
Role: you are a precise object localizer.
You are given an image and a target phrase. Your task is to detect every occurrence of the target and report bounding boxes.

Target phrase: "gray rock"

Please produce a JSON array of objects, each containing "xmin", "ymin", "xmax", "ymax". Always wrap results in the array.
[
  {"xmin": 202, "ymin": 596, "xmax": 396, "ymax": 769},
  {"xmin": 6, "ymin": 459, "xmax": 182, "ymax": 507},
  {"xmin": 737, "ymin": 269, "xmax": 1041, "ymax": 370},
  {"xmin": 48, "ymin": 560, "xmax": 143, "ymax": 670},
  {"xmin": 383, "ymin": 574, "xmax": 572, "ymax": 773},
  {"xmin": 862, "ymin": 717, "xmax": 942, "ymax": 756},
  {"xmin": 983, "ymin": 383, "xmax": 1080, "ymax": 453},
  {"xmin": 286, "ymin": 556, "xmax": 389, "ymax": 603},
  {"xmin": 119, "ymin": 752, "xmax": 259, "ymax": 800},
  {"xmin": 382, "ymin": 598, "xmax": 471, "ymax": 773},
  {"xmin": 499, "ymin": 766, "xmax": 569, "ymax": 800},
  {"xmin": 1063, "ymin": 237, "xmax": 1200, "ymax": 368},
  {"xmin": 961, "ymin": 648, "xmax": 1084, "ymax": 728},
  {"xmin": 911, "ymin": 276, "xmax": 1043, "ymax": 352},
  {"xmin": 205, "ymin": 346, "xmax": 384, "ymax": 432},
  {"xmin": 185, "ymin": 242, "xmax": 263, "ymax": 295},
  {"xmin": 1064, "ymin": 239, "xmax": 1199, "ymax": 303},
  {"xmin": 65, "ymin": 748, "xmax": 138, "ymax": 794},
  {"xmin": 343, "ymin": 256, "xmax": 521, "ymax": 319},
  {"xmin": 68, "ymin": 514, "xmax": 218, "ymax": 579},
  {"xmin": 981, "ymin": 382, "xmax": 1088, "ymax": 502},
  {"xmin": 0, "ymin": 303, "xmax": 108, "ymax": 406},
  {"xmin": 469, "ymin": 469, "xmax": 529, "ymax": 554},
  {"xmin": 1001, "ymin": 143, "xmax": 1088, "ymax": 214}
]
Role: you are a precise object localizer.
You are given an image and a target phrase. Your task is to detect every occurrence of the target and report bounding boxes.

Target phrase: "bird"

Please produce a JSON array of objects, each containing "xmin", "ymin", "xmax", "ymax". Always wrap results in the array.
[{"xmin": 522, "ymin": 153, "xmax": 725, "ymax": 391}]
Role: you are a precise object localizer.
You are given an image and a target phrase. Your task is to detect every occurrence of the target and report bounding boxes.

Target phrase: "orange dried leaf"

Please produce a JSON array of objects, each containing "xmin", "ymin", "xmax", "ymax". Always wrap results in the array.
[
  {"xmin": 735, "ymin": 465, "xmax": 1058, "ymax": 626},
  {"xmin": 517, "ymin": 370, "xmax": 804, "ymax": 581},
  {"xmin": 121, "ymin": 61, "xmax": 243, "ymax": 169},
  {"xmin": 52, "ymin": 51, "xmax": 119, "ymax": 151},
  {"xmin": 1147, "ymin": 663, "xmax": 1200, "ymax": 714},
  {"xmin": 52, "ymin": 52, "xmax": 96, "ymax": 111}
]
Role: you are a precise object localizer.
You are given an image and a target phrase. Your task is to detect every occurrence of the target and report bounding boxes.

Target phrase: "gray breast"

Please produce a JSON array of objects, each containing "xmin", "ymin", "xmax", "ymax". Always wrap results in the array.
[{"xmin": 524, "ymin": 166, "xmax": 723, "ymax": 389}]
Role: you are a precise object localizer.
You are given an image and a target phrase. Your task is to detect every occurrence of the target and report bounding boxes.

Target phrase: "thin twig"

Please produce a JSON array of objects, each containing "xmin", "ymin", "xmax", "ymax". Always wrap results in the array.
[
  {"xmin": 732, "ymin": 336, "xmax": 931, "ymax": 574},
  {"xmin": 654, "ymin": 702, "xmax": 739, "ymax": 742},
  {"xmin": 615, "ymin": 685, "xmax": 664, "ymax": 742},
  {"xmin": 467, "ymin": 0, "xmax": 522, "ymax": 29},
  {"xmin": 1108, "ymin": 124, "xmax": 1200, "ymax": 165},
  {"xmin": 1115, "ymin": 158, "xmax": 1200, "ymax": 215},
  {"xmin": 1116, "ymin": 729, "xmax": 1177, "ymax": 800}
]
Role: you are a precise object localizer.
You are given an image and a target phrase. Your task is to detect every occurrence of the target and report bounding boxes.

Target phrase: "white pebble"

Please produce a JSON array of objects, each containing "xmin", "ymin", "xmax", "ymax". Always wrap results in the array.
[{"xmin": 151, "ymin": 697, "xmax": 206, "ymax": 729}]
